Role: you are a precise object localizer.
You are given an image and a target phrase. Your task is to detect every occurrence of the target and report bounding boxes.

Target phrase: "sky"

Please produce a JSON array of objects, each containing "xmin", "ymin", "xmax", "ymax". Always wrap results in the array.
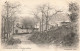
[
  {"xmin": 0, "ymin": 0, "xmax": 79, "ymax": 17},
  {"xmin": 0, "ymin": 0, "xmax": 80, "ymax": 23}
]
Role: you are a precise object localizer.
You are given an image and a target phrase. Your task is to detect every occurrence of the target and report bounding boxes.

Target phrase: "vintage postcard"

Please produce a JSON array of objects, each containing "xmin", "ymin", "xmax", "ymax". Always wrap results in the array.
[{"xmin": 0, "ymin": 0, "xmax": 80, "ymax": 51}]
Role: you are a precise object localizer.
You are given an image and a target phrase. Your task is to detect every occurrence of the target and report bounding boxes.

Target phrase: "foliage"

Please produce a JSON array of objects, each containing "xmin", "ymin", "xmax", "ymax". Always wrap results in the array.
[
  {"xmin": 1, "ymin": 1, "xmax": 20, "ymax": 42},
  {"xmin": 69, "ymin": 13, "xmax": 78, "ymax": 22},
  {"xmin": 62, "ymin": 32, "xmax": 79, "ymax": 47},
  {"xmin": 69, "ymin": 2, "xmax": 79, "ymax": 13},
  {"xmin": 32, "ymin": 4, "xmax": 62, "ymax": 32},
  {"xmin": 29, "ymin": 26, "xmax": 79, "ymax": 46},
  {"xmin": 6, "ymin": 37, "xmax": 21, "ymax": 45},
  {"xmin": 69, "ymin": 2, "xmax": 79, "ymax": 22}
]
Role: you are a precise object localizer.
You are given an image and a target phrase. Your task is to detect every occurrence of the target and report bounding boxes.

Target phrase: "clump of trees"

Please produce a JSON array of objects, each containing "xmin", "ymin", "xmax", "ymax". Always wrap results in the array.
[
  {"xmin": 32, "ymin": 4, "xmax": 62, "ymax": 33},
  {"xmin": 68, "ymin": 2, "xmax": 79, "ymax": 38},
  {"xmin": 29, "ymin": 3, "xmax": 79, "ymax": 47},
  {"xmin": 69, "ymin": 2, "xmax": 79, "ymax": 22},
  {"xmin": 1, "ymin": 1, "xmax": 20, "ymax": 42},
  {"xmin": 62, "ymin": 2, "xmax": 79, "ymax": 47},
  {"xmin": 29, "ymin": 4, "xmax": 63, "ymax": 44}
]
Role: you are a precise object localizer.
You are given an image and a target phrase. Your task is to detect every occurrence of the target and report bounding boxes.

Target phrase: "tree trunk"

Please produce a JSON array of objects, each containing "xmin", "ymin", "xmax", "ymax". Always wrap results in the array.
[
  {"xmin": 40, "ymin": 21, "xmax": 41, "ymax": 32},
  {"xmin": 42, "ymin": 13, "xmax": 44, "ymax": 33},
  {"xmin": 46, "ymin": 11, "xmax": 49, "ymax": 31},
  {"xmin": 13, "ymin": 21, "xmax": 14, "ymax": 34},
  {"xmin": 46, "ymin": 16, "xmax": 48, "ymax": 31}
]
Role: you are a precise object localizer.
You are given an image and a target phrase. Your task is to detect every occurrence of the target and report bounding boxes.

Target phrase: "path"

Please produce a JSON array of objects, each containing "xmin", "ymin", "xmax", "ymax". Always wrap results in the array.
[{"xmin": 13, "ymin": 34, "xmax": 34, "ymax": 48}]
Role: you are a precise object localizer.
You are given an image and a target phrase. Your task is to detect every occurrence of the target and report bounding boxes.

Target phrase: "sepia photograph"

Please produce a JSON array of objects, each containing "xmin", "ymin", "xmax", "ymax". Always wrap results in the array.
[{"xmin": 0, "ymin": 0, "xmax": 80, "ymax": 51}]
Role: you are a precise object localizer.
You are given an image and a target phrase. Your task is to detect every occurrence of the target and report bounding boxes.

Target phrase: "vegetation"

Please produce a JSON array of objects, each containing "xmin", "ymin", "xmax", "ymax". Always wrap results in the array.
[
  {"xmin": 29, "ymin": 2, "xmax": 79, "ymax": 47},
  {"xmin": 1, "ymin": 1, "xmax": 20, "ymax": 42},
  {"xmin": 32, "ymin": 4, "xmax": 62, "ymax": 33},
  {"xmin": 29, "ymin": 26, "xmax": 79, "ymax": 47},
  {"xmin": 6, "ymin": 37, "xmax": 21, "ymax": 45},
  {"xmin": 1, "ymin": 1, "xmax": 79, "ymax": 48}
]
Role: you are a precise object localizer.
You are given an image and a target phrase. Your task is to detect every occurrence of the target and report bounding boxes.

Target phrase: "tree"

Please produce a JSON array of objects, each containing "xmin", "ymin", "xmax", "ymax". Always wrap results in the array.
[
  {"xmin": 32, "ymin": 4, "xmax": 62, "ymax": 32},
  {"xmin": 68, "ymin": 2, "xmax": 79, "ymax": 35},
  {"xmin": 69, "ymin": 2, "xmax": 79, "ymax": 22},
  {"xmin": 1, "ymin": 1, "xmax": 20, "ymax": 41},
  {"xmin": 31, "ymin": 11, "xmax": 42, "ymax": 32}
]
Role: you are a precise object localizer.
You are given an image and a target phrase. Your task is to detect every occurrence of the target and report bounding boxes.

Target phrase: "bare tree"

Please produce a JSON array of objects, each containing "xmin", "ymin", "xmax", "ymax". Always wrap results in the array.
[
  {"xmin": 1, "ymin": 1, "xmax": 20, "ymax": 41},
  {"xmin": 31, "ymin": 11, "xmax": 42, "ymax": 32},
  {"xmin": 32, "ymin": 4, "xmax": 62, "ymax": 32}
]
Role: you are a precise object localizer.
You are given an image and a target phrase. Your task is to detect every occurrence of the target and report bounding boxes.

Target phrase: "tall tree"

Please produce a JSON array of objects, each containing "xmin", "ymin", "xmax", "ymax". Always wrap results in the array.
[
  {"xmin": 1, "ymin": 1, "xmax": 20, "ymax": 41},
  {"xmin": 69, "ymin": 2, "xmax": 79, "ymax": 34},
  {"xmin": 31, "ymin": 11, "xmax": 42, "ymax": 32},
  {"xmin": 32, "ymin": 4, "xmax": 62, "ymax": 32},
  {"xmin": 69, "ymin": 2, "xmax": 79, "ymax": 22}
]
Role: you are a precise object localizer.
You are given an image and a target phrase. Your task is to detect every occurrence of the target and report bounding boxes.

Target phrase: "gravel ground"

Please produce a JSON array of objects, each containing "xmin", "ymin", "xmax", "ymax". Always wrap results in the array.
[{"xmin": 3, "ymin": 34, "xmax": 35, "ymax": 49}]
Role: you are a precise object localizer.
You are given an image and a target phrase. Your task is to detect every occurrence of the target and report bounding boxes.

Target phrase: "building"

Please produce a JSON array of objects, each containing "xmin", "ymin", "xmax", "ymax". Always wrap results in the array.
[{"xmin": 61, "ymin": 22, "xmax": 71, "ymax": 27}]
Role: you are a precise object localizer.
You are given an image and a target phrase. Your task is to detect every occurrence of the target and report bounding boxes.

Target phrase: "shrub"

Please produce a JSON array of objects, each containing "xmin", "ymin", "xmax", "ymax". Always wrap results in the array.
[
  {"xmin": 29, "ymin": 26, "xmax": 79, "ymax": 47},
  {"xmin": 6, "ymin": 37, "xmax": 21, "ymax": 45},
  {"xmin": 62, "ymin": 32, "xmax": 79, "ymax": 47}
]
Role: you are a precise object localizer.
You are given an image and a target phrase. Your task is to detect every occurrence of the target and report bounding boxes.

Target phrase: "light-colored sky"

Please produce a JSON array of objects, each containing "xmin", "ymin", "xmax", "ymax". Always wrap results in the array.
[
  {"xmin": 0, "ymin": 0, "xmax": 79, "ymax": 17},
  {"xmin": 0, "ymin": 0, "xmax": 79, "ymax": 22}
]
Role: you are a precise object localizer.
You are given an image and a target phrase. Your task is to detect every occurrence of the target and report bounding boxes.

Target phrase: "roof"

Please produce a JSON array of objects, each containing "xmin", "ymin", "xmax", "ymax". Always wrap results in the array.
[{"xmin": 61, "ymin": 22, "xmax": 71, "ymax": 23}]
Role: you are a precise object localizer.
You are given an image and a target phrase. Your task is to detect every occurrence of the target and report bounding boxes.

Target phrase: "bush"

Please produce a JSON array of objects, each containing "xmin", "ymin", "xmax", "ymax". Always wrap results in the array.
[
  {"xmin": 6, "ymin": 37, "xmax": 21, "ymax": 45},
  {"xmin": 29, "ymin": 26, "xmax": 79, "ymax": 47},
  {"xmin": 62, "ymin": 32, "xmax": 79, "ymax": 47},
  {"xmin": 29, "ymin": 32, "xmax": 44, "ymax": 43}
]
